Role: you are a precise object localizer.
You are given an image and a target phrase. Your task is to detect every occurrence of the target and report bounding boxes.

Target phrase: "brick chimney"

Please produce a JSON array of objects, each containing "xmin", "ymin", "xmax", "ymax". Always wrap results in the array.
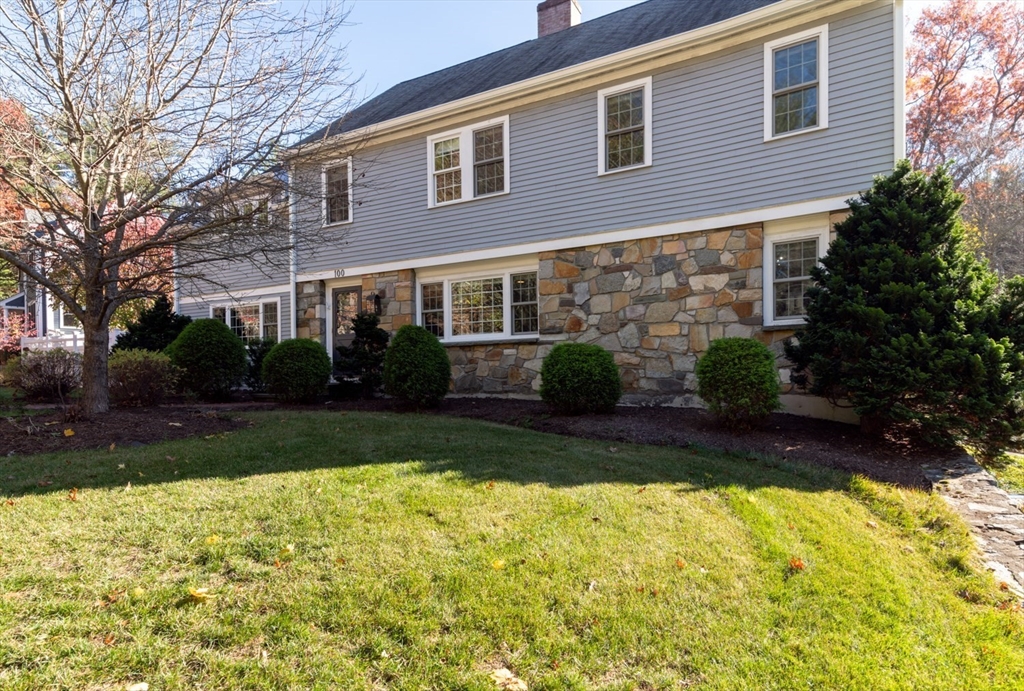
[{"xmin": 537, "ymin": 0, "xmax": 582, "ymax": 38}]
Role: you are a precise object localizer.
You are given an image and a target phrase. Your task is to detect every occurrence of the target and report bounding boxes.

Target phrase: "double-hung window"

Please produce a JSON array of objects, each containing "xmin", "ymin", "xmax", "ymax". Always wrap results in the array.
[
  {"xmin": 764, "ymin": 26, "xmax": 829, "ymax": 140},
  {"xmin": 597, "ymin": 76, "xmax": 652, "ymax": 175},
  {"xmin": 212, "ymin": 300, "xmax": 280, "ymax": 345},
  {"xmin": 427, "ymin": 116, "xmax": 510, "ymax": 207},
  {"xmin": 418, "ymin": 268, "xmax": 538, "ymax": 342},
  {"xmin": 762, "ymin": 217, "xmax": 829, "ymax": 327},
  {"xmin": 323, "ymin": 159, "xmax": 352, "ymax": 225}
]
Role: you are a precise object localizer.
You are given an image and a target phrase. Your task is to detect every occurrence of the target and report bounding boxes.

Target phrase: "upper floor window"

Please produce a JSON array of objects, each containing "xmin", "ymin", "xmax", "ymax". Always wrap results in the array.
[
  {"xmin": 764, "ymin": 26, "xmax": 829, "ymax": 141},
  {"xmin": 597, "ymin": 76, "xmax": 652, "ymax": 175},
  {"xmin": 427, "ymin": 116, "xmax": 510, "ymax": 208},
  {"xmin": 323, "ymin": 159, "xmax": 352, "ymax": 226}
]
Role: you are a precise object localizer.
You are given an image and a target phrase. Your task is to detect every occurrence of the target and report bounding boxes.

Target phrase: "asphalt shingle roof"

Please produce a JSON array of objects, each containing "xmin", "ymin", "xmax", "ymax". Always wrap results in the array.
[{"xmin": 302, "ymin": 0, "xmax": 783, "ymax": 143}]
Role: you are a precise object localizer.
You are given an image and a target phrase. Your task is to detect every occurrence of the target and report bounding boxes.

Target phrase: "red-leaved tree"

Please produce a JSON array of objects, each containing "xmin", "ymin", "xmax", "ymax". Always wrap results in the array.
[{"xmin": 906, "ymin": 0, "xmax": 1024, "ymax": 186}]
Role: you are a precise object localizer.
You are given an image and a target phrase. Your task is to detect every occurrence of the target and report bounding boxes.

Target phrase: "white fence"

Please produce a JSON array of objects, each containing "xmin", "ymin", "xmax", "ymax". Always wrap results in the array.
[{"xmin": 21, "ymin": 330, "xmax": 123, "ymax": 353}]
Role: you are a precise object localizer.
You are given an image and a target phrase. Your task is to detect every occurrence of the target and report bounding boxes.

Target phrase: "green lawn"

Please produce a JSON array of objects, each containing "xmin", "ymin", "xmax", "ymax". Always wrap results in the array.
[
  {"xmin": 0, "ymin": 411, "xmax": 1021, "ymax": 690},
  {"xmin": 984, "ymin": 450, "xmax": 1024, "ymax": 494}
]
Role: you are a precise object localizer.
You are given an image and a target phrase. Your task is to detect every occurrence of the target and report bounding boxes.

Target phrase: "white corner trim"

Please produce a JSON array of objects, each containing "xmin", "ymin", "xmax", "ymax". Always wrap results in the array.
[
  {"xmin": 762, "ymin": 214, "xmax": 830, "ymax": 327},
  {"xmin": 763, "ymin": 24, "xmax": 830, "ymax": 142},
  {"xmin": 597, "ymin": 76, "xmax": 653, "ymax": 176},
  {"xmin": 426, "ymin": 115, "xmax": 511, "ymax": 208},
  {"xmin": 177, "ymin": 283, "xmax": 293, "ymax": 305},
  {"xmin": 322, "ymin": 157, "xmax": 353, "ymax": 227},
  {"xmin": 297, "ymin": 195, "xmax": 853, "ymax": 283},
  {"xmin": 893, "ymin": 0, "xmax": 906, "ymax": 164}
]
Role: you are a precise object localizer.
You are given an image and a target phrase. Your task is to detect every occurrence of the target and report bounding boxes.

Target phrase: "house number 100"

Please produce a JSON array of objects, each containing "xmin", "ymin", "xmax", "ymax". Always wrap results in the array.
[{"xmin": 334, "ymin": 269, "xmax": 346, "ymax": 278}]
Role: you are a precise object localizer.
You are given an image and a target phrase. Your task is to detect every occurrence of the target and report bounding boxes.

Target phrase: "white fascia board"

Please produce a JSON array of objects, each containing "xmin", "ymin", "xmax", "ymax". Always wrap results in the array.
[
  {"xmin": 290, "ymin": 0, "xmax": 878, "ymax": 156},
  {"xmin": 177, "ymin": 283, "xmax": 293, "ymax": 305},
  {"xmin": 297, "ymin": 194, "xmax": 853, "ymax": 282}
]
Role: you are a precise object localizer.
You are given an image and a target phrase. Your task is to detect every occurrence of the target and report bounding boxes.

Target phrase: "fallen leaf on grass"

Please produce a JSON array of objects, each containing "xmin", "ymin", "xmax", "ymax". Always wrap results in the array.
[
  {"xmin": 127, "ymin": 683, "xmax": 149, "ymax": 691},
  {"xmin": 188, "ymin": 587, "xmax": 215, "ymax": 603},
  {"xmin": 788, "ymin": 557, "xmax": 806, "ymax": 572},
  {"xmin": 866, "ymin": 521, "xmax": 878, "ymax": 529},
  {"xmin": 117, "ymin": 464, "xmax": 125, "ymax": 470},
  {"xmin": 490, "ymin": 668, "xmax": 528, "ymax": 690},
  {"xmin": 63, "ymin": 428, "xmax": 75, "ymax": 437},
  {"xmin": 787, "ymin": 523, "xmax": 795, "ymax": 530},
  {"xmin": 68, "ymin": 488, "xmax": 79, "ymax": 502},
  {"xmin": 36, "ymin": 480, "xmax": 52, "ymax": 487},
  {"xmin": 109, "ymin": 443, "xmax": 116, "ymax": 452},
  {"xmin": 485, "ymin": 481, "xmax": 496, "ymax": 490},
  {"xmin": 4, "ymin": 499, "xmax": 14, "ymax": 507},
  {"xmin": 205, "ymin": 535, "xmax": 222, "ymax": 545},
  {"xmin": 168, "ymin": 422, "xmax": 182, "ymax": 427},
  {"xmin": 165, "ymin": 456, "xmax": 176, "ymax": 462},
  {"xmin": 103, "ymin": 634, "xmax": 115, "ymax": 646},
  {"xmin": 492, "ymin": 559, "xmax": 506, "ymax": 570},
  {"xmin": 637, "ymin": 487, "xmax": 647, "ymax": 494},
  {"xmin": 335, "ymin": 557, "xmax": 346, "ymax": 566},
  {"xmin": 278, "ymin": 544, "xmax": 295, "ymax": 560},
  {"xmin": 131, "ymin": 587, "xmax": 145, "ymax": 598},
  {"xmin": 675, "ymin": 558, "xmax": 687, "ymax": 569}
]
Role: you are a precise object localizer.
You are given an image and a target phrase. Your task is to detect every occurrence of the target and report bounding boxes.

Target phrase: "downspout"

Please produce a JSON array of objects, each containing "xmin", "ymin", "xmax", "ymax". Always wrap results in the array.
[
  {"xmin": 288, "ymin": 164, "xmax": 298, "ymax": 340},
  {"xmin": 172, "ymin": 246, "xmax": 180, "ymax": 314}
]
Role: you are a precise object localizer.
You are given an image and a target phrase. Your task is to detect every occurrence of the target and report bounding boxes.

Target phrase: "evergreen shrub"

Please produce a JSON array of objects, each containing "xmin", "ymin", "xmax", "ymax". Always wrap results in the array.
[
  {"xmin": 113, "ymin": 296, "xmax": 192, "ymax": 352},
  {"xmin": 785, "ymin": 162, "xmax": 1024, "ymax": 453},
  {"xmin": 109, "ymin": 349, "xmax": 179, "ymax": 407},
  {"xmin": 695, "ymin": 337, "xmax": 781, "ymax": 430},
  {"xmin": 245, "ymin": 338, "xmax": 277, "ymax": 393},
  {"xmin": 382, "ymin": 325, "xmax": 450, "ymax": 408},
  {"xmin": 539, "ymin": 342, "xmax": 622, "ymax": 415},
  {"xmin": 261, "ymin": 338, "xmax": 332, "ymax": 403},
  {"xmin": 164, "ymin": 319, "xmax": 247, "ymax": 401},
  {"xmin": 335, "ymin": 312, "xmax": 390, "ymax": 397}
]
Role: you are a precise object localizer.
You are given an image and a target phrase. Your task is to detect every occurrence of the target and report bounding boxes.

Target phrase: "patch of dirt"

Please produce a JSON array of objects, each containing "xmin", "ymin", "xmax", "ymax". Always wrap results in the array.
[
  {"xmin": 330, "ymin": 397, "xmax": 952, "ymax": 489},
  {"xmin": 0, "ymin": 407, "xmax": 247, "ymax": 456}
]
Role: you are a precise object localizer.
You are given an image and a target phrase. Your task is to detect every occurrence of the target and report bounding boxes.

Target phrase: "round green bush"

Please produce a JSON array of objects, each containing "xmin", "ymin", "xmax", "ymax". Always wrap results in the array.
[
  {"xmin": 539, "ymin": 342, "xmax": 622, "ymax": 415},
  {"xmin": 261, "ymin": 338, "xmax": 332, "ymax": 403},
  {"xmin": 696, "ymin": 337, "xmax": 781, "ymax": 430},
  {"xmin": 109, "ymin": 349, "xmax": 179, "ymax": 407},
  {"xmin": 382, "ymin": 325, "xmax": 450, "ymax": 408},
  {"xmin": 164, "ymin": 318, "xmax": 247, "ymax": 401}
]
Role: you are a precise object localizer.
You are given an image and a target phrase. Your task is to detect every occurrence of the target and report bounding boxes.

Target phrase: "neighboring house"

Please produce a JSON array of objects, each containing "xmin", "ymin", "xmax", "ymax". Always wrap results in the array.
[{"xmin": 177, "ymin": 0, "xmax": 906, "ymax": 420}]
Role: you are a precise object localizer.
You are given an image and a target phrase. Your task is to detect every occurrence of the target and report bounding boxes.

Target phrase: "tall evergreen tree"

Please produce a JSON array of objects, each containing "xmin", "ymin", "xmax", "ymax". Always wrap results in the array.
[
  {"xmin": 112, "ymin": 296, "xmax": 192, "ymax": 353},
  {"xmin": 786, "ymin": 161, "xmax": 1024, "ymax": 452}
]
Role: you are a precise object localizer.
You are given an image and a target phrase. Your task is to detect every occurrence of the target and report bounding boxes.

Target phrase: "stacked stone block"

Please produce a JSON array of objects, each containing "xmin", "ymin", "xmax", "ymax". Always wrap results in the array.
[
  {"xmin": 361, "ymin": 270, "xmax": 415, "ymax": 333},
  {"xmin": 296, "ymin": 280, "xmax": 325, "ymax": 344}
]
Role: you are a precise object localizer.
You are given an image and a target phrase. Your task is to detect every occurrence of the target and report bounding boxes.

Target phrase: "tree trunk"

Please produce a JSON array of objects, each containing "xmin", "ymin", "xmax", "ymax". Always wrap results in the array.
[{"xmin": 80, "ymin": 321, "xmax": 111, "ymax": 415}]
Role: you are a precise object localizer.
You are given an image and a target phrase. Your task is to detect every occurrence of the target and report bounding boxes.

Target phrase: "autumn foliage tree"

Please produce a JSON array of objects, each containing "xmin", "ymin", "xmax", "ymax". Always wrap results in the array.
[{"xmin": 907, "ymin": 0, "xmax": 1024, "ymax": 187}]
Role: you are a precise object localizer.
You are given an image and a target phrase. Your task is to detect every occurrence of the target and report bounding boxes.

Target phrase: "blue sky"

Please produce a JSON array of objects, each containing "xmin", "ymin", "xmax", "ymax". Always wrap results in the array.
[{"xmin": 338, "ymin": 0, "xmax": 941, "ymax": 104}]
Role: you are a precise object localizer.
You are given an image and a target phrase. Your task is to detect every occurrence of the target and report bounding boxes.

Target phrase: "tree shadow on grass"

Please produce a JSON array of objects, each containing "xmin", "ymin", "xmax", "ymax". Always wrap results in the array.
[{"xmin": 0, "ymin": 410, "xmax": 857, "ymax": 500}]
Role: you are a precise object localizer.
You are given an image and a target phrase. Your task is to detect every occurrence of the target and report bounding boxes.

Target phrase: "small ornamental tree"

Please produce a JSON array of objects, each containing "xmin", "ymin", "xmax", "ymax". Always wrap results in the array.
[
  {"xmin": 113, "ymin": 296, "xmax": 192, "ymax": 353},
  {"xmin": 0, "ymin": 312, "xmax": 35, "ymax": 359},
  {"xmin": 335, "ymin": 312, "xmax": 390, "ymax": 397},
  {"xmin": 786, "ymin": 162, "xmax": 1024, "ymax": 452}
]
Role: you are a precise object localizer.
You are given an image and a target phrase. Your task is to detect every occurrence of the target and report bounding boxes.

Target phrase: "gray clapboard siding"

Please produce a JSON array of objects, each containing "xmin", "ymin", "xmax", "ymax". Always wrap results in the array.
[
  {"xmin": 179, "ymin": 256, "xmax": 290, "ymax": 296},
  {"xmin": 287, "ymin": 1, "xmax": 897, "ymax": 275}
]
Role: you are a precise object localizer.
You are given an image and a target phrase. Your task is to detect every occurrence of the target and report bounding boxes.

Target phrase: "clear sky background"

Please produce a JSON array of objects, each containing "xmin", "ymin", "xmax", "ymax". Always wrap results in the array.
[{"xmin": 337, "ymin": 0, "xmax": 944, "ymax": 104}]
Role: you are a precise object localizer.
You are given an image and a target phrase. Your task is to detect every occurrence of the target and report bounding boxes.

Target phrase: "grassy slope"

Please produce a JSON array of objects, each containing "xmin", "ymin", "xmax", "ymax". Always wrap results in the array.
[
  {"xmin": 0, "ymin": 411, "xmax": 1021, "ymax": 690},
  {"xmin": 985, "ymin": 451, "xmax": 1024, "ymax": 494}
]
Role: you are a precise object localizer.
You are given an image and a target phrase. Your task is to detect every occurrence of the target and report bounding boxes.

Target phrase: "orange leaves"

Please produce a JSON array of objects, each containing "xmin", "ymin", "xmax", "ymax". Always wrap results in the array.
[
  {"xmin": 63, "ymin": 428, "xmax": 75, "ymax": 437},
  {"xmin": 67, "ymin": 488, "xmax": 79, "ymax": 502},
  {"xmin": 675, "ymin": 558, "xmax": 687, "ymax": 570},
  {"xmin": 788, "ymin": 557, "xmax": 806, "ymax": 573}
]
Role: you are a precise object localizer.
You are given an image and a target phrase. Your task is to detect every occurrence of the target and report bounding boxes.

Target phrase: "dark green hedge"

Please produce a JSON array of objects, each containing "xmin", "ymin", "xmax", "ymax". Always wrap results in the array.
[
  {"xmin": 695, "ymin": 337, "xmax": 780, "ymax": 430},
  {"xmin": 262, "ymin": 339, "xmax": 333, "ymax": 403},
  {"xmin": 382, "ymin": 325, "xmax": 450, "ymax": 408},
  {"xmin": 164, "ymin": 319, "xmax": 246, "ymax": 401},
  {"xmin": 540, "ymin": 342, "xmax": 621, "ymax": 415}
]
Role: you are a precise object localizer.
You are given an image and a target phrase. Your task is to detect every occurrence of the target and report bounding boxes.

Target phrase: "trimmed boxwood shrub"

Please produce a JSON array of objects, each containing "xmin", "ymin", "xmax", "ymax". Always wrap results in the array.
[
  {"xmin": 539, "ymin": 342, "xmax": 621, "ymax": 415},
  {"xmin": 382, "ymin": 325, "xmax": 450, "ymax": 408},
  {"xmin": 696, "ymin": 337, "xmax": 780, "ymax": 430},
  {"xmin": 164, "ymin": 318, "xmax": 247, "ymax": 401},
  {"xmin": 109, "ymin": 349, "xmax": 179, "ymax": 407},
  {"xmin": 261, "ymin": 338, "xmax": 332, "ymax": 403}
]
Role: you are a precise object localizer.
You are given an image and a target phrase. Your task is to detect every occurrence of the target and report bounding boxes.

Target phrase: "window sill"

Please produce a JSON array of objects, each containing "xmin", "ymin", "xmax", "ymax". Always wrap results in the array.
[
  {"xmin": 598, "ymin": 161, "xmax": 652, "ymax": 177},
  {"xmin": 763, "ymin": 124, "xmax": 828, "ymax": 143},
  {"xmin": 322, "ymin": 219, "xmax": 352, "ymax": 229},
  {"xmin": 428, "ymin": 189, "xmax": 510, "ymax": 209},
  {"xmin": 440, "ymin": 335, "xmax": 539, "ymax": 347},
  {"xmin": 761, "ymin": 322, "xmax": 804, "ymax": 332}
]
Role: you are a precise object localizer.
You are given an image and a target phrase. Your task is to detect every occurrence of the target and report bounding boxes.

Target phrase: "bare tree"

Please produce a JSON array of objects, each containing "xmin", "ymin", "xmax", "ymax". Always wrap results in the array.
[
  {"xmin": 964, "ymin": 158, "xmax": 1024, "ymax": 278},
  {"xmin": 0, "ymin": 0, "xmax": 357, "ymax": 414}
]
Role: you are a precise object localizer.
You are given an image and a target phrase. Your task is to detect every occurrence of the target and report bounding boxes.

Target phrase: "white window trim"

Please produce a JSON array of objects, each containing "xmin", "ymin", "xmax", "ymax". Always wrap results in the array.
[
  {"xmin": 209, "ymin": 297, "xmax": 282, "ymax": 342},
  {"xmin": 426, "ymin": 115, "xmax": 511, "ymax": 209},
  {"xmin": 416, "ymin": 262, "xmax": 538, "ymax": 344},
  {"xmin": 762, "ymin": 218, "xmax": 829, "ymax": 327},
  {"xmin": 597, "ymin": 76, "xmax": 653, "ymax": 176},
  {"xmin": 763, "ymin": 25, "xmax": 829, "ymax": 142},
  {"xmin": 321, "ymin": 157, "xmax": 353, "ymax": 227}
]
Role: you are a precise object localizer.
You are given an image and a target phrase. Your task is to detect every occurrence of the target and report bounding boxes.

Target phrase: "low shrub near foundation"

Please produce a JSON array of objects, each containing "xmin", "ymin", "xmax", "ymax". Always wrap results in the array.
[
  {"xmin": 109, "ymin": 349, "xmax": 179, "ymax": 407},
  {"xmin": 382, "ymin": 325, "xmax": 450, "ymax": 408},
  {"xmin": 696, "ymin": 337, "xmax": 780, "ymax": 430},
  {"xmin": 262, "ymin": 338, "xmax": 332, "ymax": 403},
  {"xmin": 540, "ymin": 342, "xmax": 622, "ymax": 415},
  {"xmin": 1, "ymin": 348, "xmax": 82, "ymax": 401},
  {"xmin": 164, "ymin": 319, "xmax": 247, "ymax": 401}
]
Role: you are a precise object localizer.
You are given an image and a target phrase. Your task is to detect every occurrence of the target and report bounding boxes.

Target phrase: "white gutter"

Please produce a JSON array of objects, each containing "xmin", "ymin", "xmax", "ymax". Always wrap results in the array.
[{"xmin": 288, "ymin": 164, "xmax": 298, "ymax": 340}]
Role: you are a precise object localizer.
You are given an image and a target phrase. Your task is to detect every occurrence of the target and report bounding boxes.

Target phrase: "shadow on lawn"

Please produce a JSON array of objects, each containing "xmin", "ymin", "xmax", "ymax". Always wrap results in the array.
[{"xmin": 0, "ymin": 410, "xmax": 854, "ymax": 499}]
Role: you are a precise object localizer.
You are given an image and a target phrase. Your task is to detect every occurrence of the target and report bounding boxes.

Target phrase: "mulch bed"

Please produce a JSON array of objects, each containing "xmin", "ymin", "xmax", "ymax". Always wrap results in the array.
[
  {"xmin": 0, "ymin": 407, "xmax": 248, "ymax": 457},
  {"xmin": 0, "ymin": 397, "xmax": 953, "ymax": 489}
]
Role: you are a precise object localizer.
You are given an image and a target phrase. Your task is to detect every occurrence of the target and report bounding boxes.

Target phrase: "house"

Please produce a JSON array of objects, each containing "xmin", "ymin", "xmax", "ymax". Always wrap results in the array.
[{"xmin": 176, "ymin": 0, "xmax": 905, "ymax": 421}]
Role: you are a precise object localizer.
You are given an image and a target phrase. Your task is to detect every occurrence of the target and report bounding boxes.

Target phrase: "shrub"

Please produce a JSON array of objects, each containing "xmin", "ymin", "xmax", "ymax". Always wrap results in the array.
[
  {"xmin": 164, "ymin": 318, "xmax": 247, "ymax": 401},
  {"xmin": 785, "ymin": 162, "xmax": 1024, "ymax": 453},
  {"xmin": 113, "ymin": 295, "xmax": 192, "ymax": 352},
  {"xmin": 539, "ymin": 342, "xmax": 621, "ymax": 415},
  {"xmin": 382, "ymin": 325, "xmax": 450, "ymax": 408},
  {"xmin": 109, "ymin": 349, "xmax": 179, "ymax": 407},
  {"xmin": 261, "ymin": 338, "xmax": 332, "ymax": 403},
  {"xmin": 334, "ymin": 312, "xmax": 390, "ymax": 397},
  {"xmin": 245, "ymin": 338, "xmax": 277, "ymax": 393},
  {"xmin": 2, "ymin": 348, "xmax": 81, "ymax": 401},
  {"xmin": 696, "ymin": 338, "xmax": 781, "ymax": 430}
]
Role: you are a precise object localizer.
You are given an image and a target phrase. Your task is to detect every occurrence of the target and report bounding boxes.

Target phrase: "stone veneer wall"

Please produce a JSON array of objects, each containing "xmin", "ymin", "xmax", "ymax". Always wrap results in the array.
[
  {"xmin": 361, "ymin": 270, "xmax": 415, "ymax": 333},
  {"xmin": 296, "ymin": 280, "xmax": 325, "ymax": 344}
]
